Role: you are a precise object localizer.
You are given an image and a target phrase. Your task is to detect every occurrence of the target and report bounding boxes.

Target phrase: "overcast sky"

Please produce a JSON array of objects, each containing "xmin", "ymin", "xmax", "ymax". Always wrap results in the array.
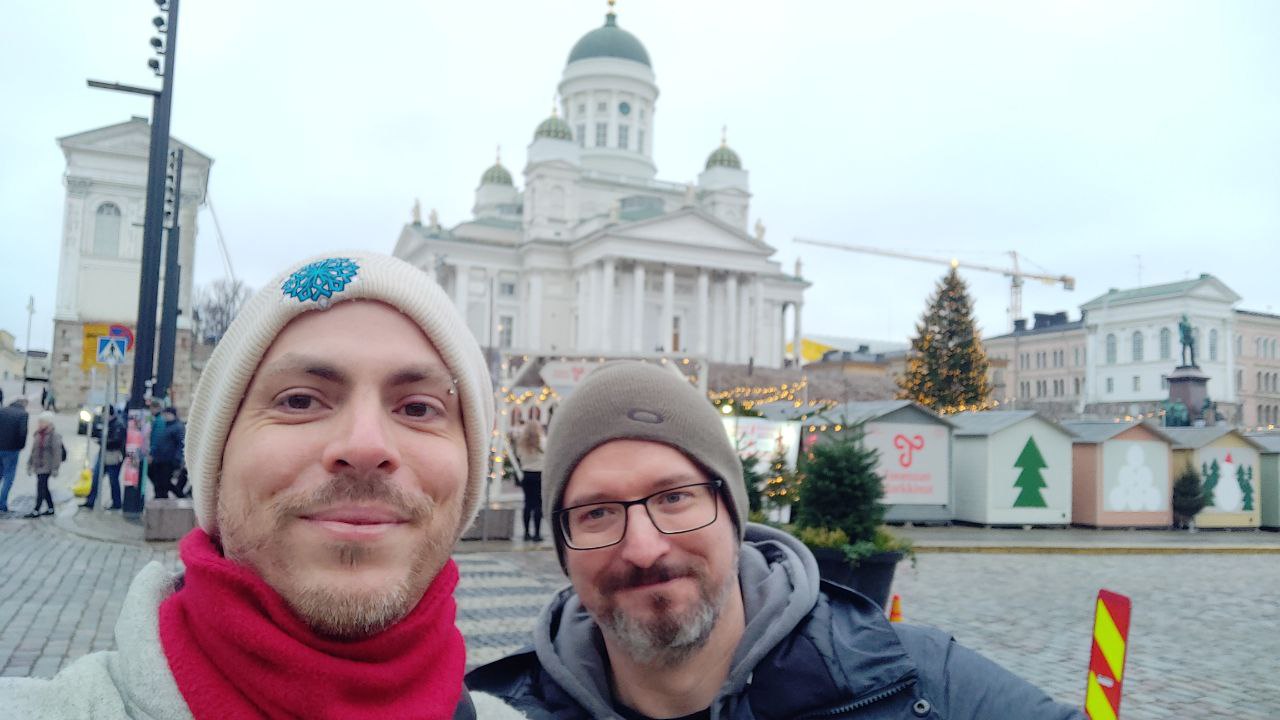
[{"xmin": 3, "ymin": 0, "xmax": 1278, "ymax": 352}]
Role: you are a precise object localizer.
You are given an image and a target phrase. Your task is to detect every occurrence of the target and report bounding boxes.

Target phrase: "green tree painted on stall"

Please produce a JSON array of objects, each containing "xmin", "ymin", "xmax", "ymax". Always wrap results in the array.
[
  {"xmin": 1201, "ymin": 459, "xmax": 1220, "ymax": 508},
  {"xmin": 1012, "ymin": 436, "xmax": 1049, "ymax": 508},
  {"xmin": 1237, "ymin": 465, "xmax": 1255, "ymax": 512}
]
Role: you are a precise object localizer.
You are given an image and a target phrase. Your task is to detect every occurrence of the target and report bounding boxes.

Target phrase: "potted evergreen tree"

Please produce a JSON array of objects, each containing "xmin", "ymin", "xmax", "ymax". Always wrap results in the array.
[
  {"xmin": 1172, "ymin": 460, "xmax": 1210, "ymax": 530},
  {"xmin": 791, "ymin": 425, "xmax": 912, "ymax": 607}
]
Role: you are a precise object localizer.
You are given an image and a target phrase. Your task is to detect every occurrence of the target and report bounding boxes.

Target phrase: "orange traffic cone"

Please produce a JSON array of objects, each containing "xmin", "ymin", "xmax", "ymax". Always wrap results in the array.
[{"xmin": 888, "ymin": 594, "xmax": 903, "ymax": 622}]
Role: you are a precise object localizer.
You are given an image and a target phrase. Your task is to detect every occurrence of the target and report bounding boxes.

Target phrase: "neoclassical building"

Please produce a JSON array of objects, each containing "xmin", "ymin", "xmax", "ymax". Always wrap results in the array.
[
  {"xmin": 392, "ymin": 8, "xmax": 807, "ymax": 368},
  {"xmin": 48, "ymin": 117, "xmax": 212, "ymax": 409},
  {"xmin": 984, "ymin": 274, "xmax": 1280, "ymax": 427}
]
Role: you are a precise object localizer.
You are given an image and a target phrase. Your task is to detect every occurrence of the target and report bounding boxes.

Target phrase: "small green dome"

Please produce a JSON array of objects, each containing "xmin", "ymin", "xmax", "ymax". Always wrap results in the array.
[
  {"xmin": 534, "ymin": 114, "xmax": 573, "ymax": 141},
  {"xmin": 567, "ymin": 12, "xmax": 651, "ymax": 68},
  {"xmin": 705, "ymin": 143, "xmax": 742, "ymax": 170},
  {"xmin": 480, "ymin": 162, "xmax": 512, "ymax": 186}
]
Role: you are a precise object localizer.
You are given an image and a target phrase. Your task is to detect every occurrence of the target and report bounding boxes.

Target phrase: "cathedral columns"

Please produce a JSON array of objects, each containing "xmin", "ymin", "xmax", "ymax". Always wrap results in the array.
[
  {"xmin": 587, "ymin": 262, "xmax": 602, "ymax": 350},
  {"xmin": 725, "ymin": 274, "xmax": 738, "ymax": 364},
  {"xmin": 792, "ymin": 301, "xmax": 804, "ymax": 368},
  {"xmin": 575, "ymin": 267, "xmax": 590, "ymax": 350},
  {"xmin": 632, "ymin": 263, "xmax": 646, "ymax": 353},
  {"xmin": 753, "ymin": 279, "xmax": 765, "ymax": 362},
  {"xmin": 526, "ymin": 272, "xmax": 542, "ymax": 350},
  {"xmin": 453, "ymin": 262, "xmax": 471, "ymax": 318},
  {"xmin": 600, "ymin": 258, "xmax": 615, "ymax": 352},
  {"xmin": 661, "ymin": 266, "xmax": 675, "ymax": 352},
  {"xmin": 696, "ymin": 268, "xmax": 709, "ymax": 357}
]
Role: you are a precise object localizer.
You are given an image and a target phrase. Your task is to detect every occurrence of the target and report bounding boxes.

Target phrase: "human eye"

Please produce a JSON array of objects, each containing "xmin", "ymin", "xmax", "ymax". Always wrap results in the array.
[
  {"xmin": 575, "ymin": 504, "xmax": 618, "ymax": 528},
  {"xmin": 655, "ymin": 489, "xmax": 695, "ymax": 507},
  {"xmin": 275, "ymin": 392, "xmax": 322, "ymax": 412},
  {"xmin": 397, "ymin": 398, "xmax": 445, "ymax": 420}
]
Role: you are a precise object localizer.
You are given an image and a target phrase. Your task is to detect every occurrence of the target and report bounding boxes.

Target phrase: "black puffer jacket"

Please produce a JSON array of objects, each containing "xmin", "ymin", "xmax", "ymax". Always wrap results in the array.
[
  {"xmin": 467, "ymin": 525, "xmax": 1084, "ymax": 720},
  {"xmin": 0, "ymin": 405, "xmax": 28, "ymax": 452}
]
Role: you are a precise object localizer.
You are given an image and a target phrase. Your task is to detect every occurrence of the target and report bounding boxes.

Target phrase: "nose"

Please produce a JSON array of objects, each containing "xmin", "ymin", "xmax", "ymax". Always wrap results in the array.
[
  {"xmin": 616, "ymin": 503, "xmax": 672, "ymax": 569},
  {"xmin": 322, "ymin": 394, "xmax": 400, "ymax": 476}
]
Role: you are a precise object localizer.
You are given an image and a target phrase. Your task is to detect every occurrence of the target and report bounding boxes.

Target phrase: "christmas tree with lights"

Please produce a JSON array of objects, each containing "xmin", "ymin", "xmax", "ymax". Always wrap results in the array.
[{"xmin": 897, "ymin": 267, "xmax": 992, "ymax": 413}]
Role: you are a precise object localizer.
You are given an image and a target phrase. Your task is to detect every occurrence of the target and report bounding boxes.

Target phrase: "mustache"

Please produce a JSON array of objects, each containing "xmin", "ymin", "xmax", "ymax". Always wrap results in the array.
[
  {"xmin": 273, "ymin": 472, "xmax": 432, "ymax": 524},
  {"xmin": 598, "ymin": 561, "xmax": 697, "ymax": 595}
]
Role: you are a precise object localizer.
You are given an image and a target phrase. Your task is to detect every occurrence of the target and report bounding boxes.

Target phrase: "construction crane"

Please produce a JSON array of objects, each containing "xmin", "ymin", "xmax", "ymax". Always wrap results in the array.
[{"xmin": 793, "ymin": 238, "xmax": 1076, "ymax": 332}]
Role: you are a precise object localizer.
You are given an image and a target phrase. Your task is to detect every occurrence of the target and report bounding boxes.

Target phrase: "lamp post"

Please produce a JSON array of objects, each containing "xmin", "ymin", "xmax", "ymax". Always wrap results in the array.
[
  {"xmin": 21, "ymin": 296, "xmax": 34, "ymax": 396},
  {"xmin": 153, "ymin": 147, "xmax": 184, "ymax": 402},
  {"xmin": 87, "ymin": 0, "xmax": 181, "ymax": 410}
]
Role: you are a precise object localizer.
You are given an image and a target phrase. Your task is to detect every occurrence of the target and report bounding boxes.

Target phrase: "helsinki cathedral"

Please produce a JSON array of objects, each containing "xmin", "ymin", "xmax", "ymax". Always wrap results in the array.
[{"xmin": 393, "ymin": 4, "xmax": 808, "ymax": 369}]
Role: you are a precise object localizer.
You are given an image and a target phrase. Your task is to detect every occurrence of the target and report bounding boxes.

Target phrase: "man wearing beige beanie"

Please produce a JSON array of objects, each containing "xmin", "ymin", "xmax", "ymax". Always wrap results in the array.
[
  {"xmin": 468, "ymin": 361, "xmax": 1083, "ymax": 720},
  {"xmin": 1, "ymin": 252, "xmax": 523, "ymax": 719}
]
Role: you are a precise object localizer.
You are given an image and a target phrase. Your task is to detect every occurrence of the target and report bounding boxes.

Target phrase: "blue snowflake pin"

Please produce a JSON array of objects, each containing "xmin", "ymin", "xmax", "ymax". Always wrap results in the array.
[{"xmin": 281, "ymin": 257, "xmax": 360, "ymax": 303}]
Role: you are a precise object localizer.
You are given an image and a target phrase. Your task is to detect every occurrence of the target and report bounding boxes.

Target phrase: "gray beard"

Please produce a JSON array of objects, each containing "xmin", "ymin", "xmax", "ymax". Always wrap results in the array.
[{"xmin": 599, "ymin": 557, "xmax": 737, "ymax": 666}]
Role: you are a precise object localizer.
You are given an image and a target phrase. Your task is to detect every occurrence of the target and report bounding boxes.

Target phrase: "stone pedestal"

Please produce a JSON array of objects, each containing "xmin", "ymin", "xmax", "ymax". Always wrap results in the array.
[
  {"xmin": 459, "ymin": 507, "xmax": 515, "ymax": 541},
  {"xmin": 144, "ymin": 498, "xmax": 196, "ymax": 541},
  {"xmin": 1168, "ymin": 365, "xmax": 1210, "ymax": 419}
]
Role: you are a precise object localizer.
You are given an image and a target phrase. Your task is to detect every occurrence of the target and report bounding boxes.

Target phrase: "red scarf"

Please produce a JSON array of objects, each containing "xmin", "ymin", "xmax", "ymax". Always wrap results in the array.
[{"xmin": 159, "ymin": 529, "xmax": 466, "ymax": 720}]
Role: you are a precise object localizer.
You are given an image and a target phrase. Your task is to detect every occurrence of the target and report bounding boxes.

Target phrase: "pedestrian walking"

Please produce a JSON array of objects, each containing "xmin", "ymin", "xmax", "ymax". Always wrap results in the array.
[
  {"xmin": 515, "ymin": 417, "xmax": 545, "ymax": 541},
  {"xmin": 24, "ymin": 411, "xmax": 61, "ymax": 518},
  {"xmin": 149, "ymin": 407, "xmax": 184, "ymax": 499},
  {"xmin": 83, "ymin": 405, "xmax": 125, "ymax": 510},
  {"xmin": 0, "ymin": 398, "xmax": 29, "ymax": 513}
]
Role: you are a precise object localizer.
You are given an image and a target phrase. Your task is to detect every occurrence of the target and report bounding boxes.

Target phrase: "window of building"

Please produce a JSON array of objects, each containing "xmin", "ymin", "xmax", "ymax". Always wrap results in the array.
[
  {"xmin": 1160, "ymin": 328, "xmax": 1171, "ymax": 360},
  {"xmin": 1132, "ymin": 331, "xmax": 1143, "ymax": 362},
  {"xmin": 498, "ymin": 315, "xmax": 514, "ymax": 349},
  {"xmin": 1237, "ymin": 370, "xmax": 1243, "ymax": 393},
  {"xmin": 636, "ymin": 129, "xmax": 644, "ymax": 154},
  {"xmin": 578, "ymin": 103, "xmax": 586, "ymax": 115},
  {"xmin": 576, "ymin": 124, "xmax": 586, "ymax": 147},
  {"xmin": 94, "ymin": 202, "xmax": 122, "ymax": 257},
  {"xmin": 617, "ymin": 124, "xmax": 629, "ymax": 150},
  {"xmin": 499, "ymin": 281, "xmax": 516, "ymax": 297},
  {"xmin": 1236, "ymin": 334, "xmax": 1243, "ymax": 358},
  {"xmin": 671, "ymin": 315, "xmax": 682, "ymax": 352},
  {"xmin": 1106, "ymin": 334, "xmax": 1117, "ymax": 364},
  {"xmin": 1106, "ymin": 377, "xmax": 1114, "ymax": 394},
  {"xmin": 1074, "ymin": 347, "xmax": 1081, "ymax": 366},
  {"xmin": 1272, "ymin": 339, "xmax": 1278, "ymax": 359},
  {"xmin": 1162, "ymin": 375, "xmax": 1169, "ymax": 390},
  {"xmin": 1073, "ymin": 377, "xmax": 1081, "ymax": 395},
  {"xmin": 1020, "ymin": 381, "xmax": 1030, "ymax": 399},
  {"xmin": 1209, "ymin": 329, "xmax": 1218, "ymax": 361},
  {"xmin": 639, "ymin": 106, "xmax": 646, "ymax": 119},
  {"xmin": 595, "ymin": 123, "xmax": 608, "ymax": 147},
  {"xmin": 597, "ymin": 101, "xmax": 607, "ymax": 112},
  {"xmin": 1260, "ymin": 371, "xmax": 1264, "ymax": 391},
  {"xmin": 1133, "ymin": 375, "xmax": 1140, "ymax": 391}
]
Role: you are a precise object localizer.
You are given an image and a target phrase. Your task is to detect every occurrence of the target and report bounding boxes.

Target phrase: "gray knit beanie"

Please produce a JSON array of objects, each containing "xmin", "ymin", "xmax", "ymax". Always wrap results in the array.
[
  {"xmin": 543, "ymin": 361, "xmax": 746, "ymax": 569},
  {"xmin": 185, "ymin": 251, "xmax": 494, "ymax": 543}
]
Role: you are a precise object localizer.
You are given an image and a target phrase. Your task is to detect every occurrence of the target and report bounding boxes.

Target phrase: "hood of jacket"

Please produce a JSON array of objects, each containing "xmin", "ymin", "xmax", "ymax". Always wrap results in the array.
[{"xmin": 522, "ymin": 523, "xmax": 916, "ymax": 719}]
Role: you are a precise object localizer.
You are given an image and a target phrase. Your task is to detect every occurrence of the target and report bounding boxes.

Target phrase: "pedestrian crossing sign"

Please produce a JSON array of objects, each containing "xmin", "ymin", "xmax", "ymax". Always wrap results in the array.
[{"xmin": 97, "ymin": 336, "xmax": 128, "ymax": 366}]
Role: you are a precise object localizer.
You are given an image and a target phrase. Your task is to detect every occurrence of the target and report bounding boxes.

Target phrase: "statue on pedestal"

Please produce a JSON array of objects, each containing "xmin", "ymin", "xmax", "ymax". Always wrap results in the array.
[{"xmin": 1178, "ymin": 314, "xmax": 1196, "ymax": 367}]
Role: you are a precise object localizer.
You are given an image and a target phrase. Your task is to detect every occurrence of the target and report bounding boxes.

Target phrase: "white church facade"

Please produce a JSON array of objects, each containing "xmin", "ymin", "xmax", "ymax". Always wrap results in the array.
[
  {"xmin": 48, "ymin": 117, "xmax": 212, "ymax": 409},
  {"xmin": 392, "ymin": 8, "xmax": 807, "ymax": 368}
]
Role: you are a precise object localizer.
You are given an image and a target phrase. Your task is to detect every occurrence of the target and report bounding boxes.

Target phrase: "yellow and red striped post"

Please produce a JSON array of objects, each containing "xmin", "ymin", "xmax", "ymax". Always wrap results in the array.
[{"xmin": 1085, "ymin": 589, "xmax": 1131, "ymax": 720}]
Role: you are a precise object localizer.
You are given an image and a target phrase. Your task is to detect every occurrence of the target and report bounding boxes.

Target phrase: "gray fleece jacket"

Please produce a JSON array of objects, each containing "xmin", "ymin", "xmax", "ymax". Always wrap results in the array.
[
  {"xmin": 467, "ymin": 524, "xmax": 1085, "ymax": 719},
  {"xmin": 0, "ymin": 561, "xmax": 525, "ymax": 719}
]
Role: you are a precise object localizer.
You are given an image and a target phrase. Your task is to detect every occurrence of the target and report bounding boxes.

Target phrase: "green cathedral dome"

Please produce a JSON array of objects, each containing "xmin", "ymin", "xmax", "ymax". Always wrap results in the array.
[
  {"xmin": 480, "ymin": 162, "xmax": 513, "ymax": 186},
  {"xmin": 705, "ymin": 143, "xmax": 742, "ymax": 170},
  {"xmin": 567, "ymin": 12, "xmax": 651, "ymax": 68},
  {"xmin": 534, "ymin": 114, "xmax": 573, "ymax": 141}
]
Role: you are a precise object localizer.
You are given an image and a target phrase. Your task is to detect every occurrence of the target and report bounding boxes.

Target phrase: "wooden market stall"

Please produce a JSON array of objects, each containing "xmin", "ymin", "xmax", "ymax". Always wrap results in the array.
[
  {"xmin": 803, "ymin": 401, "xmax": 955, "ymax": 524},
  {"xmin": 1244, "ymin": 432, "xmax": 1280, "ymax": 530},
  {"xmin": 948, "ymin": 411, "xmax": 1074, "ymax": 526},
  {"xmin": 1060, "ymin": 420, "xmax": 1174, "ymax": 528},
  {"xmin": 1163, "ymin": 426, "xmax": 1264, "ymax": 529}
]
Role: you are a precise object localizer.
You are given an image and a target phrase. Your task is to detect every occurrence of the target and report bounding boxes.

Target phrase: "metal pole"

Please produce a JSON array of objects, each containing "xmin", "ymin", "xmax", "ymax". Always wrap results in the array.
[
  {"xmin": 154, "ymin": 148, "xmax": 184, "ymax": 401},
  {"xmin": 21, "ymin": 296, "xmax": 33, "ymax": 396},
  {"xmin": 128, "ymin": 0, "xmax": 181, "ymax": 410}
]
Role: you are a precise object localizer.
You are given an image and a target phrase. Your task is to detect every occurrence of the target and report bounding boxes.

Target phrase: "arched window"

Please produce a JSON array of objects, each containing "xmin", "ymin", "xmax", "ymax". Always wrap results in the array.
[
  {"xmin": 1159, "ymin": 328, "xmax": 1171, "ymax": 360},
  {"xmin": 1272, "ymin": 339, "xmax": 1278, "ymax": 359},
  {"xmin": 1209, "ymin": 329, "xmax": 1218, "ymax": 361},
  {"xmin": 1131, "ymin": 331, "xmax": 1144, "ymax": 362},
  {"xmin": 1236, "ymin": 334, "xmax": 1243, "ymax": 358},
  {"xmin": 1259, "ymin": 371, "xmax": 1264, "ymax": 391},
  {"xmin": 94, "ymin": 203, "xmax": 122, "ymax": 257},
  {"xmin": 1106, "ymin": 334, "xmax": 1117, "ymax": 364}
]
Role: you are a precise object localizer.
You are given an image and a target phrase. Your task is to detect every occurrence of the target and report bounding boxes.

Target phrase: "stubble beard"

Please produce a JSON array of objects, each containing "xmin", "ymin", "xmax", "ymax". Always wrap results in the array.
[
  {"xmin": 217, "ymin": 472, "xmax": 458, "ymax": 640},
  {"xmin": 596, "ymin": 554, "xmax": 738, "ymax": 666}
]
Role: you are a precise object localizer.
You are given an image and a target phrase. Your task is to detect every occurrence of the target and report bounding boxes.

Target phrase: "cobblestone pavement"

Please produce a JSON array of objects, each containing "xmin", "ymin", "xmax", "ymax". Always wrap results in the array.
[{"xmin": 1, "ymin": 520, "xmax": 1276, "ymax": 718}]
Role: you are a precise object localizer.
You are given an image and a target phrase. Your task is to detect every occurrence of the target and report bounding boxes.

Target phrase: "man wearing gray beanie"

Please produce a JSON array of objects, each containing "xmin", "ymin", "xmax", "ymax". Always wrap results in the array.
[
  {"xmin": 468, "ymin": 361, "xmax": 1084, "ymax": 719},
  {"xmin": 1, "ymin": 252, "xmax": 523, "ymax": 719}
]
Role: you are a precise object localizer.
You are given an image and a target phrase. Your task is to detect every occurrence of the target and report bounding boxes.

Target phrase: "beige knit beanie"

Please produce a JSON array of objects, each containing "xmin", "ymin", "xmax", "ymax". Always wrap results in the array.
[
  {"xmin": 185, "ymin": 251, "xmax": 494, "ymax": 542},
  {"xmin": 543, "ymin": 361, "xmax": 746, "ymax": 569}
]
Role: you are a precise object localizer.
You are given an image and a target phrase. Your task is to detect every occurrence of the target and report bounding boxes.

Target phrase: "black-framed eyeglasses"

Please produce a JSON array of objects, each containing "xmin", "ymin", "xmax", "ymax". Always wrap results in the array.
[{"xmin": 555, "ymin": 479, "xmax": 724, "ymax": 550}]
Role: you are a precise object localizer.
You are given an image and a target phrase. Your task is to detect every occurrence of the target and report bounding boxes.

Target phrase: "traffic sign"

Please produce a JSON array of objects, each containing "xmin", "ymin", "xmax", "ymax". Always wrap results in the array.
[
  {"xmin": 1085, "ymin": 589, "xmax": 1132, "ymax": 720},
  {"xmin": 97, "ymin": 336, "xmax": 128, "ymax": 366}
]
